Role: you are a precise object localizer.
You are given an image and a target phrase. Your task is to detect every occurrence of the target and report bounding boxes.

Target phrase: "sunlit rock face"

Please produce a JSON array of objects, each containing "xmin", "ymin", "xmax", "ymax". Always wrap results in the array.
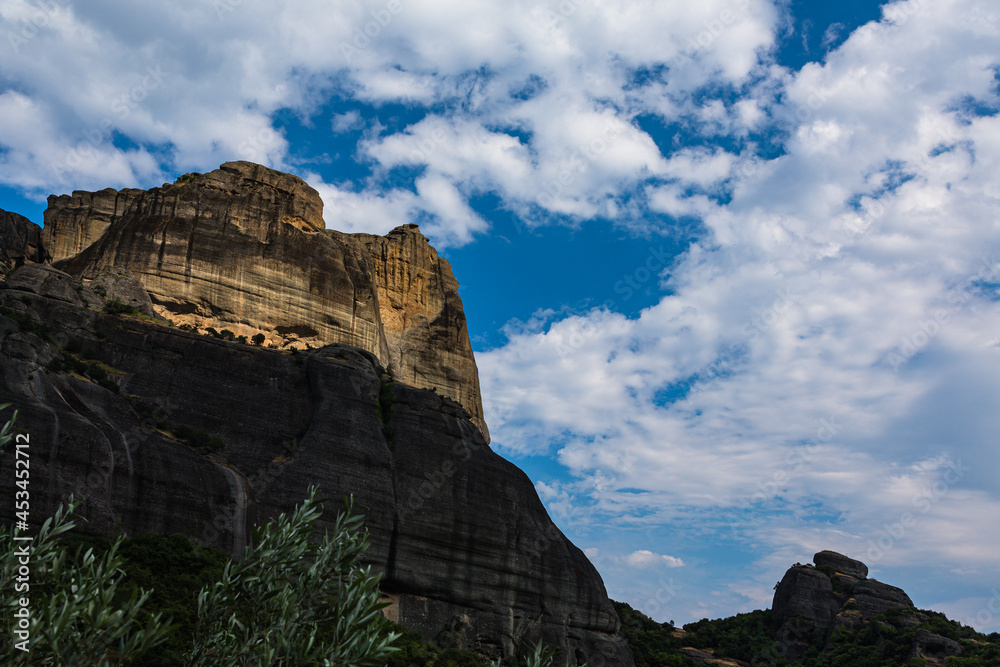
[
  {"xmin": 43, "ymin": 161, "xmax": 487, "ymax": 439},
  {"xmin": 359, "ymin": 225, "xmax": 489, "ymax": 441}
]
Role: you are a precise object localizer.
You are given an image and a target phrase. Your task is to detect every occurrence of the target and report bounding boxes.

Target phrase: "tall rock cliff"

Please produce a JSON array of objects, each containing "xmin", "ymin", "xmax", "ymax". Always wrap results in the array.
[
  {"xmin": 40, "ymin": 162, "xmax": 487, "ymax": 439},
  {"xmin": 359, "ymin": 225, "xmax": 487, "ymax": 441},
  {"xmin": 1, "ymin": 209, "xmax": 49, "ymax": 271},
  {"xmin": 43, "ymin": 187, "xmax": 145, "ymax": 260},
  {"xmin": 0, "ymin": 262, "xmax": 631, "ymax": 665}
]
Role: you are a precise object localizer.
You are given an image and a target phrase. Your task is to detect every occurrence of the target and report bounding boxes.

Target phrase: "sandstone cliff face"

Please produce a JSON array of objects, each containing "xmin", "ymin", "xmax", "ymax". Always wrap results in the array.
[
  {"xmin": 359, "ymin": 225, "xmax": 488, "ymax": 441},
  {"xmin": 0, "ymin": 265, "xmax": 631, "ymax": 665},
  {"xmin": 41, "ymin": 162, "xmax": 487, "ymax": 440},
  {"xmin": 50, "ymin": 162, "xmax": 388, "ymax": 357},
  {"xmin": 43, "ymin": 188, "xmax": 145, "ymax": 260}
]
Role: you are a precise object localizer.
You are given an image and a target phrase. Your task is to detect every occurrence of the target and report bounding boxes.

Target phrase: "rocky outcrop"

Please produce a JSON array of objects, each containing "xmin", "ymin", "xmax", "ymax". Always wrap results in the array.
[
  {"xmin": 0, "ymin": 208, "xmax": 49, "ymax": 271},
  {"xmin": 40, "ymin": 162, "xmax": 487, "ymax": 439},
  {"xmin": 359, "ymin": 225, "xmax": 488, "ymax": 440},
  {"xmin": 50, "ymin": 163, "xmax": 387, "ymax": 356},
  {"xmin": 0, "ymin": 265, "xmax": 630, "ymax": 665},
  {"xmin": 42, "ymin": 187, "xmax": 145, "ymax": 260},
  {"xmin": 813, "ymin": 550, "xmax": 868, "ymax": 579},
  {"xmin": 88, "ymin": 268, "xmax": 157, "ymax": 317},
  {"xmin": 772, "ymin": 565, "xmax": 842, "ymax": 631},
  {"xmin": 851, "ymin": 579, "xmax": 913, "ymax": 620},
  {"xmin": 771, "ymin": 551, "xmax": 914, "ymax": 662}
]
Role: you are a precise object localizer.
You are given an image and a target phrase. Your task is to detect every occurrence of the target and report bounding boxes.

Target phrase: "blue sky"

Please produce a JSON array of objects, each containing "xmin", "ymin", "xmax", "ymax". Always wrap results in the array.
[{"xmin": 3, "ymin": 0, "xmax": 1000, "ymax": 632}]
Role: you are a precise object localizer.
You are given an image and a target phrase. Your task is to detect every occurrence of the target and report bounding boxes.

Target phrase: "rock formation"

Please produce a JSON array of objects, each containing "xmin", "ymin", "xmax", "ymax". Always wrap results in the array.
[
  {"xmin": 37, "ymin": 162, "xmax": 487, "ymax": 439},
  {"xmin": 1, "ymin": 208, "xmax": 49, "ymax": 272},
  {"xmin": 771, "ymin": 551, "xmax": 919, "ymax": 662},
  {"xmin": 0, "ymin": 257, "xmax": 629, "ymax": 664},
  {"xmin": 359, "ymin": 225, "xmax": 487, "ymax": 441},
  {"xmin": 42, "ymin": 187, "xmax": 145, "ymax": 261}
]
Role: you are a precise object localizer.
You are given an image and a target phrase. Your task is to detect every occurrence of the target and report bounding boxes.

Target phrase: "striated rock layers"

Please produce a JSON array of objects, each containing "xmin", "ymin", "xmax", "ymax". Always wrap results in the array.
[
  {"xmin": 41, "ymin": 162, "xmax": 487, "ymax": 439},
  {"xmin": 0, "ymin": 264, "xmax": 631, "ymax": 665},
  {"xmin": 359, "ymin": 226, "xmax": 486, "ymax": 442}
]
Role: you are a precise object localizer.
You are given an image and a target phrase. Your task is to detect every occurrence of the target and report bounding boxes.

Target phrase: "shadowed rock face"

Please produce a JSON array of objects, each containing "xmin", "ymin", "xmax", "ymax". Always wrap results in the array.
[
  {"xmin": 771, "ymin": 551, "xmax": 914, "ymax": 662},
  {"xmin": 772, "ymin": 566, "xmax": 842, "ymax": 630},
  {"xmin": 40, "ymin": 162, "xmax": 487, "ymax": 439},
  {"xmin": 813, "ymin": 550, "xmax": 868, "ymax": 579},
  {"xmin": 0, "ymin": 265, "xmax": 631, "ymax": 666},
  {"xmin": 1, "ymin": 208, "xmax": 49, "ymax": 271}
]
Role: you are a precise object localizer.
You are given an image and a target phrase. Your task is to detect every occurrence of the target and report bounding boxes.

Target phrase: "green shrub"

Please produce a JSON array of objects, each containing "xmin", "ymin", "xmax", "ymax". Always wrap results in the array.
[
  {"xmin": 188, "ymin": 487, "xmax": 401, "ymax": 666},
  {"xmin": 0, "ymin": 497, "xmax": 172, "ymax": 665},
  {"xmin": 0, "ymin": 305, "xmax": 53, "ymax": 340},
  {"xmin": 104, "ymin": 297, "xmax": 141, "ymax": 316},
  {"xmin": 171, "ymin": 424, "xmax": 225, "ymax": 453},
  {"xmin": 174, "ymin": 172, "xmax": 202, "ymax": 186},
  {"xmin": 47, "ymin": 351, "xmax": 121, "ymax": 393}
]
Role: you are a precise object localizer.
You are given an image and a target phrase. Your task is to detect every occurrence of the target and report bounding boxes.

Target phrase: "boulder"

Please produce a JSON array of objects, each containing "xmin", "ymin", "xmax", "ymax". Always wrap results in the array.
[
  {"xmin": 772, "ymin": 565, "xmax": 842, "ymax": 630},
  {"xmin": 814, "ymin": 550, "xmax": 868, "ymax": 579},
  {"xmin": 87, "ymin": 268, "xmax": 157, "ymax": 316},
  {"xmin": 852, "ymin": 579, "xmax": 913, "ymax": 620}
]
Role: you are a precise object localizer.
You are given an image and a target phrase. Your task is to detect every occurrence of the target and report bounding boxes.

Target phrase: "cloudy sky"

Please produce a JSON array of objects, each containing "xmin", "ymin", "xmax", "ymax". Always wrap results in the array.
[{"xmin": 3, "ymin": 0, "xmax": 1000, "ymax": 632}]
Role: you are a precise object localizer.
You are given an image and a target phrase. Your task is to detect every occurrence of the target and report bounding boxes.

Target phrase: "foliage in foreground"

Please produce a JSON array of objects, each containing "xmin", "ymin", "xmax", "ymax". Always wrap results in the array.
[
  {"xmin": 612, "ymin": 601, "xmax": 695, "ymax": 667},
  {"xmin": 0, "ymin": 497, "xmax": 173, "ymax": 665},
  {"xmin": 187, "ymin": 487, "xmax": 400, "ymax": 666}
]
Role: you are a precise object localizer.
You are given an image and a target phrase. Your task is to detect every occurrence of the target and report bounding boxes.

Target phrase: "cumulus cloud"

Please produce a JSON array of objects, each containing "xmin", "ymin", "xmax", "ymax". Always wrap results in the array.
[
  {"xmin": 0, "ymin": 0, "xmax": 778, "ymax": 243},
  {"xmin": 624, "ymin": 550, "xmax": 686, "ymax": 569},
  {"xmin": 480, "ymin": 0, "xmax": 1000, "ymax": 629}
]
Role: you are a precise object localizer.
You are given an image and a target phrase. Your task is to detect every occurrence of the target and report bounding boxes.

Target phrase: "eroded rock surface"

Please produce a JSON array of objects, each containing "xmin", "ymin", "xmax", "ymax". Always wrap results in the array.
[
  {"xmin": 771, "ymin": 551, "xmax": 915, "ymax": 662},
  {"xmin": 1, "ymin": 208, "xmax": 49, "ymax": 271},
  {"xmin": 43, "ymin": 188, "xmax": 145, "ymax": 261},
  {"xmin": 41, "ymin": 162, "xmax": 487, "ymax": 439},
  {"xmin": 813, "ymin": 550, "xmax": 868, "ymax": 579},
  {"xmin": 0, "ymin": 269, "xmax": 629, "ymax": 665},
  {"xmin": 359, "ymin": 225, "xmax": 488, "ymax": 440},
  {"xmin": 51, "ymin": 163, "xmax": 388, "ymax": 358}
]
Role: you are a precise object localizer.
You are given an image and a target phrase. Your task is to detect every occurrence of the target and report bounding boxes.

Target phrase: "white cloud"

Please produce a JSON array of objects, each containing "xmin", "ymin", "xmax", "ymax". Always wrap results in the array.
[
  {"xmin": 0, "ymin": 0, "xmax": 779, "ymax": 242},
  {"xmin": 623, "ymin": 550, "xmax": 686, "ymax": 569},
  {"xmin": 310, "ymin": 177, "xmax": 417, "ymax": 236},
  {"xmin": 481, "ymin": 0, "xmax": 1000, "ymax": 629},
  {"xmin": 331, "ymin": 110, "xmax": 364, "ymax": 134}
]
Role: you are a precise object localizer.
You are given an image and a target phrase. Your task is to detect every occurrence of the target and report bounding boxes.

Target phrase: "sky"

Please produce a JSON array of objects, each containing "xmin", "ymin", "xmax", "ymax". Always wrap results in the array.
[{"xmin": 2, "ymin": 0, "xmax": 1000, "ymax": 633}]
